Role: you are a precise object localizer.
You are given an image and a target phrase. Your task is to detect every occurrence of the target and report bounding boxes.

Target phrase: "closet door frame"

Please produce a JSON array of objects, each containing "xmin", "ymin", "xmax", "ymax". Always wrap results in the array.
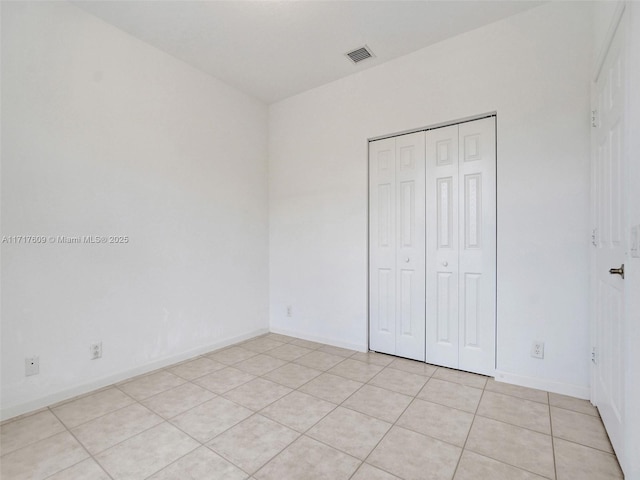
[{"xmin": 367, "ymin": 112, "xmax": 497, "ymax": 376}]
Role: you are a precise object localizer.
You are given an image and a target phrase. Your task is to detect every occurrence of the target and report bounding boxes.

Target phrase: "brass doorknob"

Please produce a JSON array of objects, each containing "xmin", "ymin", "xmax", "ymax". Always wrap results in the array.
[{"xmin": 609, "ymin": 264, "xmax": 624, "ymax": 279}]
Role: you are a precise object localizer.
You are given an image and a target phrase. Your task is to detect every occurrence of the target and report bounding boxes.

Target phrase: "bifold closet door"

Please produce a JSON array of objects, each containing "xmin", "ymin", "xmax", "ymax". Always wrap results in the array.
[
  {"xmin": 425, "ymin": 124, "xmax": 460, "ymax": 368},
  {"xmin": 369, "ymin": 132, "xmax": 426, "ymax": 361},
  {"xmin": 426, "ymin": 117, "xmax": 496, "ymax": 375},
  {"xmin": 457, "ymin": 118, "xmax": 496, "ymax": 375}
]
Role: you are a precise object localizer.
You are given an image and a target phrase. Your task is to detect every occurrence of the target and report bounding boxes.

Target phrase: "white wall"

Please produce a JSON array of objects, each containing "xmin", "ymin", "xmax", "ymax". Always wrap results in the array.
[
  {"xmin": 1, "ymin": 2, "xmax": 269, "ymax": 419},
  {"xmin": 269, "ymin": 2, "xmax": 593, "ymax": 396}
]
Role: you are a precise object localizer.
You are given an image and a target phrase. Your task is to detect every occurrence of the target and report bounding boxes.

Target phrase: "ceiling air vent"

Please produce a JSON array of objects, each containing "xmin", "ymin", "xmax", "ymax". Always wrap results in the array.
[{"xmin": 346, "ymin": 46, "xmax": 374, "ymax": 64}]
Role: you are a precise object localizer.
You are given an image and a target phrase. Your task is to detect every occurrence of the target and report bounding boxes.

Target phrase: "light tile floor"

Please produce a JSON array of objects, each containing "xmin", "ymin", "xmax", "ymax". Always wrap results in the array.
[{"xmin": 0, "ymin": 333, "xmax": 624, "ymax": 480}]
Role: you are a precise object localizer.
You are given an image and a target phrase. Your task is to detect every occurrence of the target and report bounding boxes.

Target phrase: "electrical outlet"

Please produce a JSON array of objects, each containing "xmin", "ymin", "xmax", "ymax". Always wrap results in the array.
[
  {"xmin": 531, "ymin": 341, "xmax": 544, "ymax": 359},
  {"xmin": 90, "ymin": 342, "xmax": 102, "ymax": 360},
  {"xmin": 25, "ymin": 356, "xmax": 39, "ymax": 376},
  {"xmin": 286, "ymin": 305, "xmax": 293, "ymax": 317}
]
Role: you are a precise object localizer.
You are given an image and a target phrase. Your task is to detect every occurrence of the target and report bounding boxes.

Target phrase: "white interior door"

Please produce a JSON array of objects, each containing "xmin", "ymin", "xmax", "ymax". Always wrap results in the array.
[
  {"xmin": 426, "ymin": 124, "xmax": 460, "ymax": 368},
  {"xmin": 395, "ymin": 133, "xmax": 426, "ymax": 360},
  {"xmin": 592, "ymin": 12, "xmax": 626, "ymax": 462},
  {"xmin": 458, "ymin": 118, "xmax": 496, "ymax": 375},
  {"xmin": 369, "ymin": 137, "xmax": 396, "ymax": 355},
  {"xmin": 369, "ymin": 132, "xmax": 426, "ymax": 361},
  {"xmin": 425, "ymin": 118, "xmax": 496, "ymax": 375}
]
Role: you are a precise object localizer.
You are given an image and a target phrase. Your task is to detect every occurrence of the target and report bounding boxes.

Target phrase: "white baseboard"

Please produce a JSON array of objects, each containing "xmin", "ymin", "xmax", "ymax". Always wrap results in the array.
[
  {"xmin": 269, "ymin": 327, "xmax": 367, "ymax": 353},
  {"xmin": 0, "ymin": 328, "xmax": 269, "ymax": 422},
  {"xmin": 494, "ymin": 370, "xmax": 590, "ymax": 399}
]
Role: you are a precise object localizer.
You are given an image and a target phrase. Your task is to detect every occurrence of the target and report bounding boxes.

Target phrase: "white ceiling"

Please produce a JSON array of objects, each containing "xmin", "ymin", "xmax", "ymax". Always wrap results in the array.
[{"xmin": 74, "ymin": 1, "xmax": 543, "ymax": 104}]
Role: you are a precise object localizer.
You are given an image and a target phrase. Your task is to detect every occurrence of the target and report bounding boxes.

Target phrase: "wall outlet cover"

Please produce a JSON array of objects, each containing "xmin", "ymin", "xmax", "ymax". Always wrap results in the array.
[
  {"xmin": 25, "ymin": 356, "xmax": 39, "ymax": 376},
  {"xmin": 531, "ymin": 341, "xmax": 544, "ymax": 359}
]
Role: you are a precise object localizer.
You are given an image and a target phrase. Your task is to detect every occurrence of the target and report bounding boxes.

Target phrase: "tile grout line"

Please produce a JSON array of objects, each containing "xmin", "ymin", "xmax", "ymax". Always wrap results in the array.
[
  {"xmin": 460, "ymin": 387, "xmax": 558, "ymax": 480},
  {"xmin": 549, "ymin": 391, "xmax": 559, "ymax": 480},
  {"xmin": 46, "ymin": 405, "xmax": 116, "ymax": 480},
  {"xmin": 458, "ymin": 386, "xmax": 559, "ymax": 480},
  {"xmin": 450, "ymin": 381, "xmax": 488, "ymax": 479},
  {"xmin": 353, "ymin": 370, "xmax": 427, "ymax": 480}
]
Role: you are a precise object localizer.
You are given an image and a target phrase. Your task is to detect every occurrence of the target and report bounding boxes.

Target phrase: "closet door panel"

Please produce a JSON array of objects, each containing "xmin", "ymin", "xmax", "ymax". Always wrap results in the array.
[
  {"xmin": 369, "ymin": 138, "xmax": 397, "ymax": 354},
  {"xmin": 426, "ymin": 125, "xmax": 459, "ymax": 368},
  {"xmin": 458, "ymin": 117, "xmax": 496, "ymax": 375},
  {"xmin": 395, "ymin": 132, "xmax": 426, "ymax": 361}
]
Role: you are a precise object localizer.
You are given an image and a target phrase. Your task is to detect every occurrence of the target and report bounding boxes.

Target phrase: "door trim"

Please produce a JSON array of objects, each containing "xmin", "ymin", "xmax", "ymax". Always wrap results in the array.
[
  {"xmin": 367, "ymin": 114, "xmax": 498, "ymax": 374},
  {"xmin": 593, "ymin": 2, "xmax": 626, "ymax": 83},
  {"xmin": 367, "ymin": 112, "xmax": 497, "ymax": 143}
]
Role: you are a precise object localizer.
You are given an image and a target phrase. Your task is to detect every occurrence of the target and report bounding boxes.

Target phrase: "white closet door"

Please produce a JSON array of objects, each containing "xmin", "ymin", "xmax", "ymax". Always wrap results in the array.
[
  {"xmin": 369, "ymin": 132, "xmax": 425, "ymax": 360},
  {"xmin": 369, "ymin": 137, "xmax": 396, "ymax": 355},
  {"xmin": 426, "ymin": 125, "xmax": 460, "ymax": 368},
  {"xmin": 395, "ymin": 132, "xmax": 426, "ymax": 361},
  {"xmin": 458, "ymin": 117, "xmax": 496, "ymax": 375}
]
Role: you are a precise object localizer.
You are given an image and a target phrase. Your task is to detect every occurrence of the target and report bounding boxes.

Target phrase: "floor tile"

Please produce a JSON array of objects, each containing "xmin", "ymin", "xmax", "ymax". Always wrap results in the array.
[
  {"xmin": 263, "ymin": 333, "xmax": 295, "ymax": 343},
  {"xmin": 549, "ymin": 393, "xmax": 598, "ymax": 416},
  {"xmin": 208, "ymin": 414, "xmax": 299, "ymax": 474},
  {"xmin": 72, "ymin": 403, "xmax": 163, "ymax": 454},
  {"xmin": 234, "ymin": 354, "xmax": 287, "ymax": 376},
  {"xmin": 51, "ymin": 388, "xmax": 134, "ymax": 429},
  {"xmin": 206, "ymin": 346, "xmax": 258, "ymax": 365},
  {"xmin": 454, "ymin": 450, "xmax": 547, "ymax": 480},
  {"xmin": 298, "ymin": 373, "xmax": 363, "ymax": 404},
  {"xmin": 294, "ymin": 351, "xmax": 345, "ymax": 371},
  {"xmin": 351, "ymin": 463, "xmax": 400, "ymax": 480},
  {"xmin": 554, "ymin": 437, "xmax": 623, "ymax": 480},
  {"xmin": 260, "ymin": 391, "xmax": 336, "ymax": 432},
  {"xmin": 95, "ymin": 422, "xmax": 198, "ymax": 480},
  {"xmin": 551, "ymin": 406, "xmax": 613, "ymax": 453},
  {"xmin": 0, "ymin": 410, "xmax": 65, "ymax": 456},
  {"xmin": 171, "ymin": 396, "xmax": 253, "ymax": 442},
  {"xmin": 118, "ymin": 370, "xmax": 186, "ymax": 400},
  {"xmin": 263, "ymin": 363, "xmax": 322, "ymax": 388},
  {"xmin": 307, "ymin": 406, "xmax": 391, "ymax": 459},
  {"xmin": 265, "ymin": 344, "xmax": 313, "ymax": 361},
  {"xmin": 0, "ymin": 407, "xmax": 49, "ymax": 427},
  {"xmin": 418, "ymin": 378, "xmax": 482, "ymax": 413},
  {"xmin": 397, "ymin": 399, "xmax": 474, "ymax": 446},
  {"xmin": 255, "ymin": 435, "xmax": 360, "ymax": 480},
  {"xmin": 148, "ymin": 446, "xmax": 248, "ymax": 480},
  {"xmin": 342, "ymin": 384, "xmax": 412, "ymax": 423},
  {"xmin": 289, "ymin": 338, "xmax": 324, "ymax": 350},
  {"xmin": 350, "ymin": 351, "xmax": 394, "ymax": 366},
  {"xmin": 368, "ymin": 367, "xmax": 427, "ymax": 396},
  {"xmin": 241, "ymin": 338, "xmax": 285, "ymax": 353},
  {"xmin": 478, "ymin": 391, "xmax": 551, "ymax": 434},
  {"xmin": 0, "ymin": 431, "xmax": 88, "ymax": 480},
  {"xmin": 465, "ymin": 416, "xmax": 555, "ymax": 479},
  {"xmin": 168, "ymin": 357, "xmax": 226, "ymax": 380},
  {"xmin": 142, "ymin": 382, "xmax": 216, "ymax": 418},
  {"xmin": 432, "ymin": 368, "xmax": 488, "ymax": 389},
  {"xmin": 194, "ymin": 367, "xmax": 256, "ymax": 394},
  {"xmin": 223, "ymin": 378, "xmax": 292, "ymax": 411},
  {"xmin": 387, "ymin": 358, "xmax": 437, "ymax": 376},
  {"xmin": 317, "ymin": 345, "xmax": 356, "ymax": 357},
  {"xmin": 485, "ymin": 379, "xmax": 548, "ymax": 404},
  {"xmin": 46, "ymin": 458, "xmax": 111, "ymax": 480},
  {"xmin": 327, "ymin": 358, "xmax": 383, "ymax": 383},
  {"xmin": 2, "ymin": 334, "xmax": 626, "ymax": 480},
  {"xmin": 368, "ymin": 426, "xmax": 461, "ymax": 480}
]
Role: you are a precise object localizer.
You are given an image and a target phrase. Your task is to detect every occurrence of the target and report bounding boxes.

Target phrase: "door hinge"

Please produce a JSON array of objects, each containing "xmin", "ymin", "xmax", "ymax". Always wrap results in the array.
[
  {"xmin": 591, "ymin": 110, "xmax": 598, "ymax": 128},
  {"xmin": 592, "ymin": 346, "xmax": 597, "ymax": 364},
  {"xmin": 592, "ymin": 228, "xmax": 598, "ymax": 247}
]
